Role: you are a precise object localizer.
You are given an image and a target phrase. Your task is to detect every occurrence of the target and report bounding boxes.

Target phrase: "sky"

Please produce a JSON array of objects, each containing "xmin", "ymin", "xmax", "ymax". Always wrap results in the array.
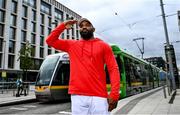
[{"xmin": 57, "ymin": 0, "xmax": 180, "ymax": 67}]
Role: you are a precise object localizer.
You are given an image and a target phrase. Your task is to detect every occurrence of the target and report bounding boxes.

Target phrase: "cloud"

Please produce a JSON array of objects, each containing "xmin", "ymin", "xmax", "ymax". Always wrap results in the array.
[{"xmin": 57, "ymin": 0, "xmax": 180, "ymax": 67}]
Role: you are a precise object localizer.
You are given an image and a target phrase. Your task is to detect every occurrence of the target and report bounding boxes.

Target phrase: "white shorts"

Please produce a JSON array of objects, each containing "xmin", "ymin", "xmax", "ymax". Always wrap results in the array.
[{"xmin": 71, "ymin": 95, "xmax": 109, "ymax": 115}]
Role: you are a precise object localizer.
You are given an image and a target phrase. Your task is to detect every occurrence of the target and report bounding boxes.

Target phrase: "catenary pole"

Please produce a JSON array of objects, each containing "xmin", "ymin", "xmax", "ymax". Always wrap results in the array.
[{"xmin": 160, "ymin": 0, "xmax": 176, "ymax": 90}]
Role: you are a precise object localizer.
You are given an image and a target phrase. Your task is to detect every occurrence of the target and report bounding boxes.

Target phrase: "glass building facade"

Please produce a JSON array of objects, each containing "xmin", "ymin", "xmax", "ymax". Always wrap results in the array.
[{"xmin": 0, "ymin": 0, "xmax": 81, "ymax": 81}]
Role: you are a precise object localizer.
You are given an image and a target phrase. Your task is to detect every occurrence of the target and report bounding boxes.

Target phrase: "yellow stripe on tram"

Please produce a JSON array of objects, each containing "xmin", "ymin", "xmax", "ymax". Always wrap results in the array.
[
  {"xmin": 35, "ymin": 85, "xmax": 69, "ymax": 92},
  {"xmin": 131, "ymin": 82, "xmax": 143, "ymax": 86},
  {"xmin": 50, "ymin": 86, "xmax": 69, "ymax": 89},
  {"xmin": 106, "ymin": 83, "xmax": 123, "ymax": 88}
]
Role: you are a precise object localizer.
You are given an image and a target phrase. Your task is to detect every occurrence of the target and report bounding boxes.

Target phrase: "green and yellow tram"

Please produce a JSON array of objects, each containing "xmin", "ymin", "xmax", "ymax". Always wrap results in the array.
[{"xmin": 35, "ymin": 45, "xmax": 166, "ymax": 101}]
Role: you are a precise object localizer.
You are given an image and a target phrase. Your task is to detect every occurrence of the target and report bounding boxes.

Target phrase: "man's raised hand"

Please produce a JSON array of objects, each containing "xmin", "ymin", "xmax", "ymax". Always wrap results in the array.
[{"xmin": 64, "ymin": 20, "xmax": 77, "ymax": 29}]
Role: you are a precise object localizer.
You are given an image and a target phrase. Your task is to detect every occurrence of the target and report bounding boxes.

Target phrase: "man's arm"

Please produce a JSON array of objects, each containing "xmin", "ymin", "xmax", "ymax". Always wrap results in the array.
[
  {"xmin": 46, "ymin": 20, "xmax": 77, "ymax": 52},
  {"xmin": 104, "ymin": 44, "xmax": 120, "ymax": 111}
]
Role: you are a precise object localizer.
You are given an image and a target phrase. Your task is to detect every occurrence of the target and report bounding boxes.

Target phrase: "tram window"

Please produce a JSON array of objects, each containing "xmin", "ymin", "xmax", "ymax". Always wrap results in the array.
[
  {"xmin": 36, "ymin": 56, "xmax": 60, "ymax": 85},
  {"xmin": 52, "ymin": 62, "xmax": 70, "ymax": 85},
  {"xmin": 124, "ymin": 57, "xmax": 132, "ymax": 86},
  {"xmin": 105, "ymin": 66, "xmax": 110, "ymax": 84},
  {"xmin": 115, "ymin": 55, "xmax": 123, "ymax": 75},
  {"xmin": 105, "ymin": 55, "xmax": 122, "ymax": 84}
]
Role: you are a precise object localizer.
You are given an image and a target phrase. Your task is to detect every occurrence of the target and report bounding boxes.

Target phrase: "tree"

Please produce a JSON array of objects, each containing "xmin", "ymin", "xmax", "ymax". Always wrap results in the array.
[{"xmin": 17, "ymin": 41, "xmax": 33, "ymax": 82}]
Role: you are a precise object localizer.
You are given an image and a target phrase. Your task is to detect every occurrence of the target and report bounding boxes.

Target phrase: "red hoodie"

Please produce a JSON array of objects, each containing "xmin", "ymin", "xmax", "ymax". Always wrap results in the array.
[{"xmin": 46, "ymin": 23, "xmax": 120, "ymax": 101}]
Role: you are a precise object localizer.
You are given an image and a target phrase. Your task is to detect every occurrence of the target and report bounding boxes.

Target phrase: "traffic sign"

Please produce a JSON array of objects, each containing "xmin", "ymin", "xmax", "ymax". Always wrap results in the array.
[{"xmin": 2, "ymin": 71, "xmax": 6, "ymax": 78}]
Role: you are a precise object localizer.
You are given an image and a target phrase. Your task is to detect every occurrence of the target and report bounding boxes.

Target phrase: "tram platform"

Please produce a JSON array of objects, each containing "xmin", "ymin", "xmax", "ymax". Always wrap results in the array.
[{"xmin": 112, "ymin": 87, "xmax": 180, "ymax": 115}]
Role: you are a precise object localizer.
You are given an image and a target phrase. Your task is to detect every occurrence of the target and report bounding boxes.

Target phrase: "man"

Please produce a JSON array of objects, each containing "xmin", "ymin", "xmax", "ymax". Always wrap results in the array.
[
  {"xmin": 16, "ymin": 78, "xmax": 23, "ymax": 97},
  {"xmin": 46, "ymin": 18, "xmax": 120, "ymax": 115}
]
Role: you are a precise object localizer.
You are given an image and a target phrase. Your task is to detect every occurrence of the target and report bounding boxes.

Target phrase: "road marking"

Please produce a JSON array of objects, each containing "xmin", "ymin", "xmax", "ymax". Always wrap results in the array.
[
  {"xmin": 10, "ymin": 107, "xmax": 28, "ymax": 111},
  {"xmin": 23, "ymin": 105, "xmax": 37, "ymax": 108},
  {"xmin": 59, "ymin": 111, "xmax": 71, "ymax": 114}
]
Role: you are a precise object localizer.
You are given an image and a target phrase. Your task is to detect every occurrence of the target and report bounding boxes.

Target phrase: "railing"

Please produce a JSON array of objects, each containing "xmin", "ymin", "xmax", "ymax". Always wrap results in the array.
[{"xmin": 0, "ymin": 82, "xmax": 36, "ymax": 96}]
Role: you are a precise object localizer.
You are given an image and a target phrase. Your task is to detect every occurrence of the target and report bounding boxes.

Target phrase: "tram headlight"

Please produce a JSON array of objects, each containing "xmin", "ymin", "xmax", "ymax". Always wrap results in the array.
[{"xmin": 43, "ymin": 86, "xmax": 49, "ymax": 90}]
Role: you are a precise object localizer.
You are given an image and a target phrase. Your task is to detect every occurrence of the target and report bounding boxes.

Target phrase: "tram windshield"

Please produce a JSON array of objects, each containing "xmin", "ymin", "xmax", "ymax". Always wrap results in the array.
[
  {"xmin": 52, "ymin": 61, "xmax": 70, "ymax": 85},
  {"xmin": 36, "ymin": 56, "xmax": 60, "ymax": 86}
]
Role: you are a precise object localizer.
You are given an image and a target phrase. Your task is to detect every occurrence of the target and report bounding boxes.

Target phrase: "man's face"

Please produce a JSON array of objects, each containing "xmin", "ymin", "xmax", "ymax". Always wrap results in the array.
[{"xmin": 79, "ymin": 21, "xmax": 94, "ymax": 40}]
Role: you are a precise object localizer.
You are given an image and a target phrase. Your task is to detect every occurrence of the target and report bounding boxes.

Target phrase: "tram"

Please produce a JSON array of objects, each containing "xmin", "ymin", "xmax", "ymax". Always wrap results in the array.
[{"xmin": 35, "ymin": 45, "xmax": 166, "ymax": 102}]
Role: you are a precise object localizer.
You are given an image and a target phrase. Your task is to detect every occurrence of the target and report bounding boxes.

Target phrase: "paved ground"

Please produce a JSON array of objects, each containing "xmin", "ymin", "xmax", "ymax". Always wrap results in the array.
[
  {"xmin": 0, "ymin": 89, "xmax": 36, "ymax": 107},
  {"xmin": 0, "ymin": 87, "xmax": 180, "ymax": 115},
  {"xmin": 112, "ymin": 87, "xmax": 180, "ymax": 115}
]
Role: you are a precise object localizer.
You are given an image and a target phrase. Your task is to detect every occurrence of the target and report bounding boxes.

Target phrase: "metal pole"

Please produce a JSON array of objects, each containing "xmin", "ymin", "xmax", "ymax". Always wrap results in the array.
[
  {"xmin": 160, "ymin": 0, "xmax": 176, "ymax": 90},
  {"xmin": 133, "ymin": 37, "xmax": 145, "ymax": 59},
  {"xmin": 163, "ymin": 85, "xmax": 167, "ymax": 98},
  {"xmin": 142, "ymin": 38, "xmax": 144, "ymax": 59}
]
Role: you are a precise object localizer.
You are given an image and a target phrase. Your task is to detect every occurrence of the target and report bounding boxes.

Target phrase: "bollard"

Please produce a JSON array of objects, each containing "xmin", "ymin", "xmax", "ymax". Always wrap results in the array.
[{"xmin": 163, "ymin": 85, "xmax": 167, "ymax": 98}]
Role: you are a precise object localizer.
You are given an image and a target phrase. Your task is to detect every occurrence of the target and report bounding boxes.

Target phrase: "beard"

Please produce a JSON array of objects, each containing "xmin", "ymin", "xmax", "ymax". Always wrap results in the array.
[{"xmin": 80, "ymin": 30, "xmax": 94, "ymax": 40}]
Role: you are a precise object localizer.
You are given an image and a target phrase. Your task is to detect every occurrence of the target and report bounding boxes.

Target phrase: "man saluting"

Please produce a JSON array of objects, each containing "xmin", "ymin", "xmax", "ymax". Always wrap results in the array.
[{"xmin": 46, "ymin": 18, "xmax": 120, "ymax": 115}]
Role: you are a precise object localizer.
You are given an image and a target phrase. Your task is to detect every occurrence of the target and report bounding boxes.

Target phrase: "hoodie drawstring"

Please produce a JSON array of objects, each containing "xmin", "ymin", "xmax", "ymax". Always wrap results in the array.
[
  {"xmin": 81, "ymin": 39, "xmax": 95, "ymax": 61},
  {"xmin": 82, "ymin": 42, "xmax": 85, "ymax": 58},
  {"xmin": 91, "ymin": 42, "xmax": 93, "ymax": 61}
]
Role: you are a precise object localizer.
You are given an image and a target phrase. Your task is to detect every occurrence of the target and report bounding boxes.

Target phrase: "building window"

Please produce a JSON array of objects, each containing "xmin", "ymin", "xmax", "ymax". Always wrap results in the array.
[
  {"xmin": 34, "ymin": 59, "xmax": 42, "ymax": 70},
  {"xmin": 21, "ymin": 30, "xmax": 26, "ymax": 42},
  {"xmin": 8, "ymin": 54, "xmax": 14, "ymax": 68},
  {"xmin": 67, "ymin": 29, "xmax": 69, "ymax": 34},
  {"xmin": 11, "ymin": 0, "xmax": 17, "ymax": 13},
  {"xmin": 31, "ymin": 33, "xmax": 36, "ymax": 44},
  {"xmin": 41, "ymin": 1, "xmax": 51, "ymax": 15},
  {"xmin": 48, "ymin": 49, "xmax": 51, "ymax": 55},
  {"xmin": 61, "ymin": 33, "xmax": 64, "ymax": 39},
  {"xmin": 40, "ymin": 47, "xmax": 44, "ymax": 58},
  {"xmin": 76, "ymin": 30, "xmax": 79, "ymax": 39},
  {"xmin": 0, "ymin": 0, "xmax": 6, "ymax": 9},
  {"xmin": 20, "ymin": 43, "xmax": 25, "ymax": 54},
  {"xmin": 66, "ymin": 14, "xmax": 69, "ymax": 20},
  {"xmin": 40, "ymin": 36, "xmax": 44, "ymax": 46},
  {"xmin": 10, "ymin": 14, "xmax": 16, "ymax": 26},
  {"xmin": 0, "ymin": 53, "xmax": 2, "ymax": 68},
  {"xmin": 67, "ymin": 35, "xmax": 69, "ymax": 39},
  {"xmin": 29, "ymin": 0, "xmax": 36, "ymax": 8},
  {"xmin": 22, "ymin": 5, "xmax": 27, "ymax": 17},
  {"xmin": 40, "ymin": 25, "xmax": 44, "ymax": 35},
  {"xmin": 0, "ymin": 24, "xmax": 4, "ymax": 37},
  {"xmin": 40, "ymin": 13, "xmax": 44, "ymax": 24},
  {"xmin": 31, "ymin": 22, "xmax": 36, "ymax": 32},
  {"xmin": 55, "ymin": 9, "xmax": 63, "ymax": 21},
  {"xmin": 23, "ymin": 0, "xmax": 36, "ymax": 8},
  {"xmin": 32, "ymin": 10, "xmax": 36, "ymax": 21},
  {"xmin": 54, "ymin": 20, "xmax": 58, "ymax": 27},
  {"xmin": 71, "ymin": 28, "xmax": 74, "ymax": 36},
  {"xmin": 0, "ymin": 39, "xmax": 2, "ymax": 52},
  {"xmin": 9, "ymin": 40, "xmax": 15, "ymax": 53},
  {"xmin": 31, "ymin": 45, "xmax": 35, "ymax": 57},
  {"xmin": 55, "ymin": 50, "xmax": 59, "ymax": 53},
  {"xmin": 48, "ymin": 28, "xmax": 51, "ymax": 35},
  {"xmin": 0, "ymin": 10, "xmax": 5, "ymax": 22},
  {"xmin": 48, "ymin": 17, "xmax": 51, "ymax": 27},
  {"xmin": 9, "ymin": 27, "xmax": 16, "ymax": 40},
  {"xmin": 22, "ymin": 18, "xmax": 27, "ymax": 29}
]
